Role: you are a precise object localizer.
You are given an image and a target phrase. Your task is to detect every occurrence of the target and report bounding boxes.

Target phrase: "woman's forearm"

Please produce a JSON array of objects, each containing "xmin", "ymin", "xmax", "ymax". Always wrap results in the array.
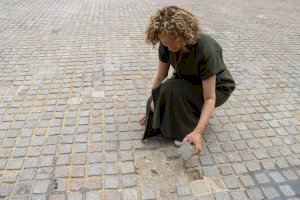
[
  {"xmin": 152, "ymin": 77, "xmax": 163, "ymax": 88},
  {"xmin": 194, "ymin": 98, "xmax": 216, "ymax": 135}
]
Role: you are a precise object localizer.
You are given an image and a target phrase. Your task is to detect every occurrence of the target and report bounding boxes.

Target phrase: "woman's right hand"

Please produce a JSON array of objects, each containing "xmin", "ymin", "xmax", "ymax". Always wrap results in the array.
[{"xmin": 139, "ymin": 115, "xmax": 146, "ymax": 125}]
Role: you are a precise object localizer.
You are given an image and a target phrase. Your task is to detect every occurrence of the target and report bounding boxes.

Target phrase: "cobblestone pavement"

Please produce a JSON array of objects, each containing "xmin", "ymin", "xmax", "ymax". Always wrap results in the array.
[{"xmin": 0, "ymin": 0, "xmax": 299, "ymax": 199}]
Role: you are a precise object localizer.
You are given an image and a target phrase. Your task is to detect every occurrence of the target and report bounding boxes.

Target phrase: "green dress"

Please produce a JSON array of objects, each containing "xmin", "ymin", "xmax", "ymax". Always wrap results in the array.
[{"xmin": 142, "ymin": 33, "xmax": 235, "ymax": 141}]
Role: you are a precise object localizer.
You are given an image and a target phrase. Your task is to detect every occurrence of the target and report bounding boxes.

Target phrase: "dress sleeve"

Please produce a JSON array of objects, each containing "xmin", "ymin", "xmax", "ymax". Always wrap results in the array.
[
  {"xmin": 198, "ymin": 42, "xmax": 223, "ymax": 80},
  {"xmin": 158, "ymin": 43, "xmax": 169, "ymax": 63}
]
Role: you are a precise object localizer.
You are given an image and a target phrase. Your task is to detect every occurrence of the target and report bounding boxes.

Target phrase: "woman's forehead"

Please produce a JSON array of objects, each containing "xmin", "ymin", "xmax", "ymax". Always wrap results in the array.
[{"xmin": 158, "ymin": 31, "xmax": 175, "ymax": 41}]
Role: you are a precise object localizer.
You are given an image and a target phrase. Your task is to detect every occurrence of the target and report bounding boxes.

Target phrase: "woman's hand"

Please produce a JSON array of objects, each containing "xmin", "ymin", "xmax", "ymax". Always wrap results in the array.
[
  {"xmin": 139, "ymin": 115, "xmax": 146, "ymax": 125},
  {"xmin": 182, "ymin": 131, "xmax": 202, "ymax": 155}
]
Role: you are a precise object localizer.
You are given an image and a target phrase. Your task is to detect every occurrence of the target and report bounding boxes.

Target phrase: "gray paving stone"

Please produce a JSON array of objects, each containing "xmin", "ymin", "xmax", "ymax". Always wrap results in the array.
[
  {"xmin": 240, "ymin": 151, "xmax": 256, "ymax": 161},
  {"xmin": 121, "ymin": 161, "xmax": 135, "ymax": 174},
  {"xmin": 0, "ymin": 184, "xmax": 13, "ymax": 198},
  {"xmin": 221, "ymin": 143, "xmax": 236, "ymax": 152},
  {"xmin": 253, "ymin": 149, "xmax": 269, "ymax": 159},
  {"xmin": 39, "ymin": 156, "xmax": 54, "ymax": 167},
  {"xmin": 232, "ymin": 163, "xmax": 248, "ymax": 174},
  {"xmin": 104, "ymin": 164, "xmax": 119, "ymax": 175},
  {"xmin": 286, "ymin": 155, "xmax": 300, "ymax": 166},
  {"xmin": 36, "ymin": 168, "xmax": 52, "ymax": 180},
  {"xmin": 255, "ymin": 172, "xmax": 271, "ymax": 184},
  {"xmin": 31, "ymin": 194, "xmax": 47, "ymax": 200},
  {"xmin": 69, "ymin": 178, "xmax": 84, "ymax": 191},
  {"xmin": 268, "ymin": 171, "xmax": 286, "ymax": 183},
  {"xmin": 261, "ymin": 187, "xmax": 280, "ymax": 199},
  {"xmin": 195, "ymin": 194, "xmax": 212, "ymax": 200},
  {"xmin": 86, "ymin": 178, "xmax": 102, "ymax": 190},
  {"xmin": 279, "ymin": 185, "xmax": 296, "ymax": 197},
  {"xmin": 88, "ymin": 153, "xmax": 103, "ymax": 164},
  {"xmin": 104, "ymin": 190, "xmax": 121, "ymax": 200},
  {"xmin": 141, "ymin": 185, "xmax": 156, "ymax": 200},
  {"xmin": 123, "ymin": 188, "xmax": 138, "ymax": 200},
  {"xmin": 6, "ymin": 159, "xmax": 24, "ymax": 170},
  {"xmin": 0, "ymin": 160, "xmax": 6, "ymax": 169},
  {"xmin": 176, "ymin": 183, "xmax": 192, "ymax": 197},
  {"xmin": 86, "ymin": 191, "xmax": 101, "ymax": 200},
  {"xmin": 19, "ymin": 169, "xmax": 36, "ymax": 181},
  {"xmin": 71, "ymin": 166, "xmax": 85, "ymax": 178},
  {"xmin": 207, "ymin": 144, "xmax": 223, "ymax": 153},
  {"xmin": 58, "ymin": 144, "xmax": 72, "ymax": 154},
  {"xmin": 104, "ymin": 176, "xmax": 119, "ymax": 189},
  {"xmin": 282, "ymin": 170, "xmax": 298, "ymax": 181},
  {"xmin": 87, "ymin": 164, "xmax": 102, "ymax": 176},
  {"xmin": 55, "ymin": 166, "xmax": 69, "ymax": 178},
  {"xmin": 223, "ymin": 176, "xmax": 241, "ymax": 189},
  {"xmin": 260, "ymin": 159, "xmax": 276, "ymax": 170},
  {"xmin": 275, "ymin": 158, "xmax": 290, "ymax": 168},
  {"xmin": 32, "ymin": 180, "xmax": 50, "ymax": 194},
  {"xmin": 240, "ymin": 175, "xmax": 256, "ymax": 188},
  {"xmin": 2, "ymin": 171, "xmax": 19, "ymax": 183},
  {"xmin": 67, "ymin": 192, "xmax": 83, "ymax": 200},
  {"xmin": 165, "ymin": 146, "xmax": 179, "ymax": 159},
  {"xmin": 202, "ymin": 166, "xmax": 219, "ymax": 178},
  {"xmin": 229, "ymin": 190, "xmax": 249, "ymax": 200},
  {"xmin": 42, "ymin": 145, "xmax": 57, "ymax": 155},
  {"xmin": 215, "ymin": 191, "xmax": 230, "ymax": 200},
  {"xmin": 120, "ymin": 151, "xmax": 134, "ymax": 161},
  {"xmin": 199, "ymin": 155, "xmax": 214, "ymax": 166},
  {"xmin": 227, "ymin": 152, "xmax": 242, "ymax": 162},
  {"xmin": 246, "ymin": 188, "xmax": 265, "ymax": 200},
  {"xmin": 12, "ymin": 148, "xmax": 27, "ymax": 157},
  {"xmin": 104, "ymin": 151, "xmax": 119, "ymax": 162},
  {"xmin": 212, "ymin": 153, "xmax": 228, "ymax": 164},
  {"xmin": 279, "ymin": 146, "xmax": 293, "ymax": 156},
  {"xmin": 71, "ymin": 154, "xmax": 87, "ymax": 165},
  {"xmin": 245, "ymin": 161, "xmax": 262, "ymax": 172},
  {"xmin": 56, "ymin": 155, "xmax": 70, "ymax": 165},
  {"xmin": 1, "ymin": 0, "xmax": 300, "ymax": 199},
  {"xmin": 219, "ymin": 165, "xmax": 234, "ymax": 176},
  {"xmin": 121, "ymin": 173, "xmax": 137, "ymax": 188}
]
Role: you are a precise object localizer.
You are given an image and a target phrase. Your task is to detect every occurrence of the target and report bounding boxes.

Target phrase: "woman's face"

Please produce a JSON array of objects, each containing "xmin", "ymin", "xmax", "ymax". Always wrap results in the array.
[{"xmin": 158, "ymin": 31, "xmax": 186, "ymax": 52}]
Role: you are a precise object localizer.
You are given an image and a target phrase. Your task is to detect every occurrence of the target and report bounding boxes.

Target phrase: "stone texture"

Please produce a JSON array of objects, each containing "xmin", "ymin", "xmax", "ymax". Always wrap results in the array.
[{"xmin": 0, "ymin": 0, "xmax": 299, "ymax": 198}]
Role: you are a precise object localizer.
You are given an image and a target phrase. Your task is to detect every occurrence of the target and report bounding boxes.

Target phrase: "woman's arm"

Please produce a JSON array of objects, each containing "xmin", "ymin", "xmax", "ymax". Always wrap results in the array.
[
  {"xmin": 194, "ymin": 74, "xmax": 216, "ymax": 134},
  {"xmin": 152, "ymin": 60, "xmax": 170, "ymax": 88},
  {"xmin": 183, "ymin": 74, "xmax": 216, "ymax": 154}
]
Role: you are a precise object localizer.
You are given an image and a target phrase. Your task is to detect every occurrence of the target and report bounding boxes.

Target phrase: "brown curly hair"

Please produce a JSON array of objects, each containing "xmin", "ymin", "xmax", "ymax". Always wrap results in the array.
[{"xmin": 146, "ymin": 6, "xmax": 201, "ymax": 46}]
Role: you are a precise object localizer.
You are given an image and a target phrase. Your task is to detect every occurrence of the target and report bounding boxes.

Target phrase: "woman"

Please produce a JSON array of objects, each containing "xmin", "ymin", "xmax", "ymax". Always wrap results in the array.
[{"xmin": 139, "ymin": 6, "xmax": 235, "ymax": 155}]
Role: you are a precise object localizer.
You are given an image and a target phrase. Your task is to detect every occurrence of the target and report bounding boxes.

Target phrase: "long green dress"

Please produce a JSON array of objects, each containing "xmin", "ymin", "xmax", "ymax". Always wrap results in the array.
[{"xmin": 142, "ymin": 33, "xmax": 235, "ymax": 141}]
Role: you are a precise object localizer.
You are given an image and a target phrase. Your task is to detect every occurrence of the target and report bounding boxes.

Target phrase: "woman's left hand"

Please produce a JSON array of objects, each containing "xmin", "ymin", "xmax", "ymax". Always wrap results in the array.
[{"xmin": 182, "ymin": 131, "xmax": 202, "ymax": 155}]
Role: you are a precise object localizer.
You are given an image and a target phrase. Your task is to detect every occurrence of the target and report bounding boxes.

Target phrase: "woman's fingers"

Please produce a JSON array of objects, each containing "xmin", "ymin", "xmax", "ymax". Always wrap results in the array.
[
  {"xmin": 139, "ymin": 116, "xmax": 146, "ymax": 125},
  {"xmin": 193, "ymin": 143, "xmax": 201, "ymax": 155},
  {"xmin": 182, "ymin": 137, "xmax": 188, "ymax": 143},
  {"xmin": 182, "ymin": 135, "xmax": 192, "ymax": 143}
]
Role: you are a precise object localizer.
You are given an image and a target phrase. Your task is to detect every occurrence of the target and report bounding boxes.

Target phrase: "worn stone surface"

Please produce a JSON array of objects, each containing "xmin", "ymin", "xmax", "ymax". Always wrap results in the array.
[{"xmin": 0, "ymin": 0, "xmax": 299, "ymax": 199}]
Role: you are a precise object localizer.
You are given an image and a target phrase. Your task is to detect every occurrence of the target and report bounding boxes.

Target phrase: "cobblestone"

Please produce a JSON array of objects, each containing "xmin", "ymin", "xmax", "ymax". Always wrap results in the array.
[
  {"xmin": 104, "ymin": 176, "xmax": 120, "ymax": 189},
  {"xmin": 246, "ymin": 188, "xmax": 265, "ymax": 200},
  {"xmin": 214, "ymin": 191, "xmax": 230, "ymax": 200},
  {"xmin": 122, "ymin": 174, "xmax": 137, "ymax": 188},
  {"xmin": 261, "ymin": 186, "xmax": 280, "ymax": 199},
  {"xmin": 268, "ymin": 171, "xmax": 286, "ymax": 183},
  {"xmin": 141, "ymin": 185, "xmax": 156, "ymax": 200},
  {"xmin": 279, "ymin": 185, "xmax": 296, "ymax": 197},
  {"xmin": 176, "ymin": 183, "xmax": 192, "ymax": 197},
  {"xmin": 123, "ymin": 188, "xmax": 138, "ymax": 200},
  {"xmin": 229, "ymin": 190, "xmax": 249, "ymax": 200},
  {"xmin": 223, "ymin": 176, "xmax": 241, "ymax": 189},
  {"xmin": 1, "ymin": 0, "xmax": 299, "ymax": 198},
  {"xmin": 32, "ymin": 180, "xmax": 50, "ymax": 194}
]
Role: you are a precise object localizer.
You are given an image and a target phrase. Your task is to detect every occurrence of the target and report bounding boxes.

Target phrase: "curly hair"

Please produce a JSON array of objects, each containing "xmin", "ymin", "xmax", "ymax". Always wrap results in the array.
[{"xmin": 146, "ymin": 6, "xmax": 201, "ymax": 46}]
